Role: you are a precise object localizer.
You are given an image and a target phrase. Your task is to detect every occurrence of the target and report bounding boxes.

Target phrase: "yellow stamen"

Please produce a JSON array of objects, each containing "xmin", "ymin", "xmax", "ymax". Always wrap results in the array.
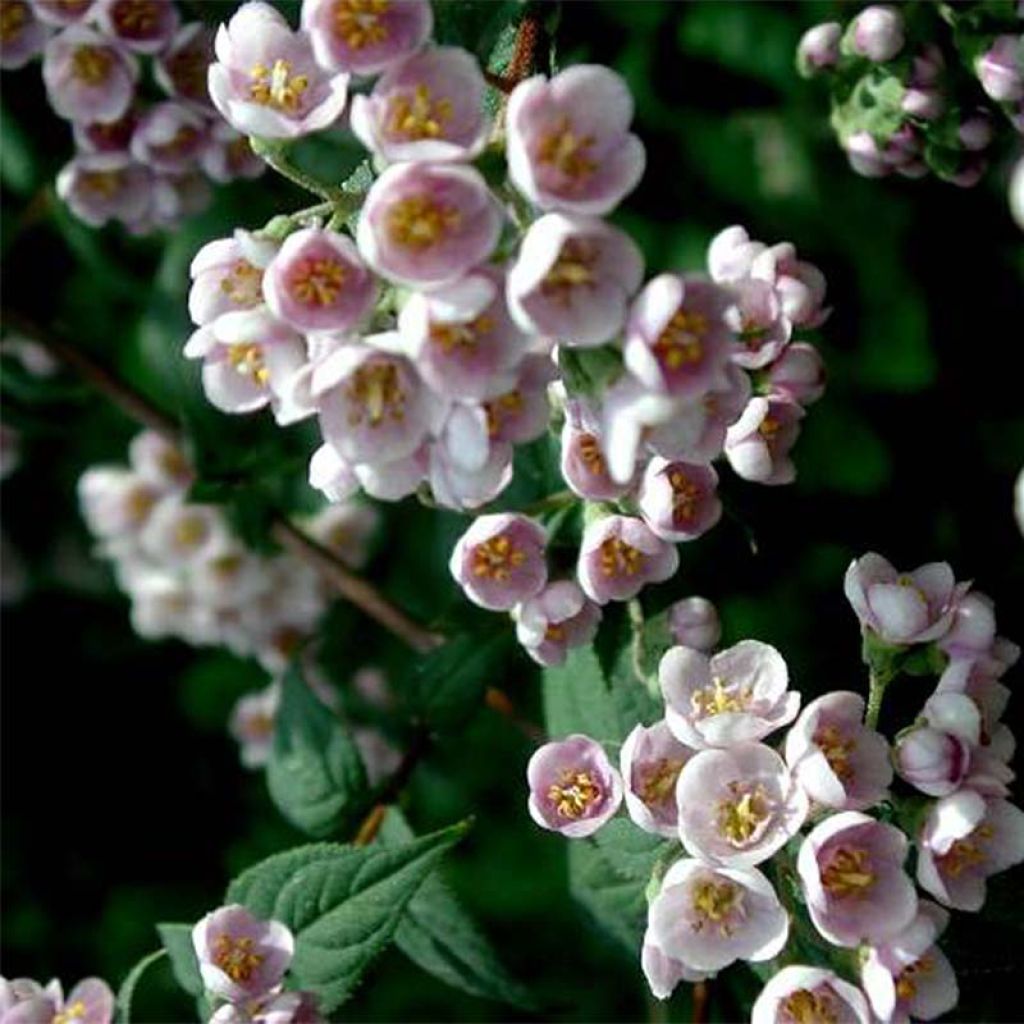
[
  {"xmin": 212, "ymin": 933, "xmax": 264, "ymax": 983},
  {"xmin": 333, "ymin": 0, "xmax": 390, "ymax": 49},
  {"xmin": 779, "ymin": 989, "xmax": 839, "ymax": 1024},
  {"xmin": 668, "ymin": 468, "xmax": 699, "ymax": 522},
  {"xmin": 821, "ymin": 846, "xmax": 875, "ymax": 899},
  {"xmin": 814, "ymin": 724, "xmax": 856, "ymax": 783},
  {"xmin": 82, "ymin": 170, "xmax": 124, "ymax": 198},
  {"xmin": 112, "ymin": 0, "xmax": 159, "ymax": 34},
  {"xmin": 578, "ymin": 434, "xmax": 606, "ymax": 476},
  {"xmin": 938, "ymin": 824, "xmax": 993, "ymax": 877},
  {"xmin": 174, "ymin": 514, "xmax": 208, "ymax": 548},
  {"xmin": 541, "ymin": 239, "xmax": 598, "ymax": 304},
  {"xmin": 895, "ymin": 955, "xmax": 934, "ymax": 1002},
  {"xmin": 53, "ymin": 1001, "xmax": 88, "ymax": 1024},
  {"xmin": 484, "ymin": 390, "xmax": 523, "ymax": 438},
  {"xmin": 1, "ymin": 2, "xmax": 28, "ymax": 43},
  {"xmin": 72, "ymin": 45, "xmax": 113, "ymax": 85},
  {"xmin": 717, "ymin": 784, "xmax": 770, "ymax": 845},
  {"xmin": 598, "ymin": 537, "xmax": 644, "ymax": 577},
  {"xmin": 690, "ymin": 678, "xmax": 750, "ymax": 718},
  {"xmin": 290, "ymin": 257, "xmax": 347, "ymax": 306},
  {"xmin": 654, "ymin": 308, "xmax": 706, "ymax": 371},
  {"xmin": 430, "ymin": 313, "xmax": 494, "ymax": 352},
  {"xmin": 249, "ymin": 59, "xmax": 309, "ymax": 112},
  {"xmin": 471, "ymin": 534, "xmax": 525, "ymax": 581},
  {"xmin": 537, "ymin": 116, "xmax": 596, "ymax": 183},
  {"xmin": 386, "ymin": 194, "xmax": 461, "ymax": 250},
  {"xmin": 759, "ymin": 416, "xmax": 781, "ymax": 441},
  {"xmin": 638, "ymin": 758, "xmax": 684, "ymax": 806},
  {"xmin": 345, "ymin": 361, "xmax": 406, "ymax": 426},
  {"xmin": 220, "ymin": 261, "xmax": 263, "ymax": 306},
  {"xmin": 228, "ymin": 343, "xmax": 270, "ymax": 386},
  {"xmin": 691, "ymin": 879, "xmax": 744, "ymax": 935},
  {"xmin": 548, "ymin": 769, "xmax": 601, "ymax": 818},
  {"xmin": 387, "ymin": 83, "xmax": 453, "ymax": 140}
]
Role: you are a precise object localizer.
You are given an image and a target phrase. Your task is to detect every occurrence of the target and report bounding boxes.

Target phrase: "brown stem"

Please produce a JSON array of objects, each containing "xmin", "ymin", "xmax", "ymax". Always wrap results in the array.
[
  {"xmin": 485, "ymin": 686, "xmax": 544, "ymax": 742},
  {"xmin": 692, "ymin": 980, "xmax": 710, "ymax": 1024}
]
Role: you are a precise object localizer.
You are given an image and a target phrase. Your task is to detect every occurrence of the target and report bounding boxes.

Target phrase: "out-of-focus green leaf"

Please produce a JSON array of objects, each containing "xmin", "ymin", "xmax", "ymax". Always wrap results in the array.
[
  {"xmin": 116, "ymin": 948, "xmax": 166, "ymax": 1024},
  {"xmin": 156, "ymin": 923, "xmax": 203, "ymax": 998},
  {"xmin": 567, "ymin": 839, "xmax": 646, "ymax": 954}
]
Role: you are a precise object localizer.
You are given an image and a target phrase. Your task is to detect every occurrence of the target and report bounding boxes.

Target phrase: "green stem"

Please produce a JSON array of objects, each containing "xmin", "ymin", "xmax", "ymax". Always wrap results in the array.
[
  {"xmin": 865, "ymin": 669, "xmax": 892, "ymax": 730},
  {"xmin": 250, "ymin": 137, "xmax": 338, "ymax": 201}
]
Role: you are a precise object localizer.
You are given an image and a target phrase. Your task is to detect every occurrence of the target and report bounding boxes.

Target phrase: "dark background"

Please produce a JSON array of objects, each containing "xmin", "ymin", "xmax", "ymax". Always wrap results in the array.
[{"xmin": 2, "ymin": 1, "xmax": 1022, "ymax": 1021}]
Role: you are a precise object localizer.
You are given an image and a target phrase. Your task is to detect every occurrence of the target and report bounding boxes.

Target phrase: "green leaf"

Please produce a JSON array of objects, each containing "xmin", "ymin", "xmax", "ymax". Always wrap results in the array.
[
  {"xmin": 590, "ymin": 819, "xmax": 673, "ymax": 883},
  {"xmin": 557, "ymin": 346, "xmax": 624, "ymax": 399},
  {"xmin": 542, "ymin": 644, "xmax": 630, "ymax": 743},
  {"xmin": 116, "ymin": 949, "xmax": 166, "ymax": 1024},
  {"xmin": 156, "ymin": 923, "xmax": 203, "ymax": 998},
  {"xmin": 381, "ymin": 811, "xmax": 535, "ymax": 1010},
  {"xmin": 225, "ymin": 823, "xmax": 469, "ymax": 1012},
  {"xmin": 266, "ymin": 663, "xmax": 370, "ymax": 837},
  {"xmin": 0, "ymin": 104, "xmax": 38, "ymax": 197},
  {"xmin": 567, "ymin": 840, "xmax": 647, "ymax": 954}
]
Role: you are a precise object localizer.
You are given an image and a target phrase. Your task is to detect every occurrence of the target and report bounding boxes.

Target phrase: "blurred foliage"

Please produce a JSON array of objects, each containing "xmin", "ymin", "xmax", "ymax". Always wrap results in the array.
[{"xmin": 2, "ymin": 1, "xmax": 1023, "ymax": 1022}]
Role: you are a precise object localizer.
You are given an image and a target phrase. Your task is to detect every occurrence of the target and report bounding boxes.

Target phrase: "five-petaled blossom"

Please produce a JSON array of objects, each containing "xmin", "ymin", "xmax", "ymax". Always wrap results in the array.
[
  {"xmin": 577, "ymin": 514, "xmax": 678, "ymax": 605},
  {"xmin": 620, "ymin": 720, "xmax": 696, "ymax": 837},
  {"xmin": 751, "ymin": 966, "xmax": 872, "ymax": 1024},
  {"xmin": 514, "ymin": 580, "xmax": 601, "ymax": 667},
  {"xmin": 668, "ymin": 596, "xmax": 721, "ymax": 652},
  {"xmin": 449, "ymin": 513, "xmax": 547, "ymax": 611}
]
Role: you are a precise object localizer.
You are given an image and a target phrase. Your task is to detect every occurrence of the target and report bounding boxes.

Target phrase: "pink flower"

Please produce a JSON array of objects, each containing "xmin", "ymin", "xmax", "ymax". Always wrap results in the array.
[
  {"xmin": 752, "ymin": 966, "xmax": 871, "ymax": 1024},
  {"xmin": 668, "ymin": 596, "xmax": 720, "ymax": 652},
  {"xmin": 934, "ymin": 655, "xmax": 1011, "ymax": 743},
  {"xmin": 660, "ymin": 640, "xmax": 799, "ymax": 749},
  {"xmin": 620, "ymin": 720, "xmax": 696, "ymax": 836},
  {"xmin": 230, "ymin": 681, "xmax": 280, "ymax": 769},
  {"xmin": 798, "ymin": 811, "xmax": 918, "ymax": 947},
  {"xmin": 188, "ymin": 230, "xmax": 277, "ymax": 326},
  {"xmin": 78, "ymin": 466, "xmax": 162, "ymax": 539},
  {"xmin": 724, "ymin": 395, "xmax": 804, "ymax": 485},
  {"xmin": 849, "ymin": 5, "xmax": 905, "ymax": 62},
  {"xmin": 350, "ymin": 46, "xmax": 488, "ymax": 163},
  {"xmin": 428, "ymin": 432, "xmax": 512, "ymax": 511},
  {"xmin": 185, "ymin": 309, "xmax": 309, "ymax": 424},
  {"xmin": 42, "ymin": 26, "xmax": 138, "ymax": 123},
  {"xmin": 784, "ymin": 691, "xmax": 892, "ymax": 811},
  {"xmin": 638, "ymin": 458, "xmax": 721, "ymax": 542},
  {"xmin": 685, "ymin": 362, "xmax": 752, "ymax": 463},
  {"xmin": 514, "ymin": 580, "xmax": 601, "ymax": 667},
  {"xmin": 263, "ymin": 227, "xmax": 376, "ymax": 333},
  {"xmin": 917, "ymin": 790, "xmax": 1024, "ymax": 911},
  {"xmin": 480, "ymin": 354, "xmax": 555, "ymax": 445},
  {"xmin": 507, "ymin": 64, "xmax": 645, "ymax": 215},
  {"xmin": 560, "ymin": 414, "xmax": 633, "ymax": 501},
  {"xmin": 843, "ymin": 552, "xmax": 965, "ymax": 645},
  {"xmin": 507, "ymin": 213, "xmax": 643, "ymax": 347},
  {"xmin": 128, "ymin": 430, "xmax": 192, "ymax": 491},
  {"xmin": 1, "ymin": 1, "xmax": 48, "ymax": 69},
  {"xmin": 844, "ymin": 130, "xmax": 890, "ymax": 178},
  {"xmin": 676, "ymin": 742, "xmax": 808, "ymax": 867},
  {"xmin": 314, "ymin": 343, "xmax": 433, "ymax": 464},
  {"xmin": 577, "ymin": 514, "xmax": 678, "ymax": 605},
  {"xmin": 796, "ymin": 23, "xmax": 842, "ymax": 75},
  {"xmin": 301, "ymin": 0, "xmax": 432, "ymax": 77},
  {"xmin": 72, "ymin": 109, "xmax": 138, "ymax": 154},
  {"xmin": 750, "ymin": 240, "xmax": 829, "ymax": 329},
  {"xmin": 894, "ymin": 692, "xmax": 979, "ymax": 797},
  {"xmin": 55, "ymin": 153, "xmax": 152, "ymax": 228},
  {"xmin": 208, "ymin": 2, "xmax": 349, "ymax": 139},
  {"xmin": 766, "ymin": 342, "xmax": 826, "ymax": 406},
  {"xmin": 527, "ymin": 733, "xmax": 623, "ymax": 838},
  {"xmin": 356, "ymin": 161, "xmax": 502, "ymax": 287},
  {"xmin": 140, "ymin": 496, "xmax": 227, "ymax": 565},
  {"xmin": 397, "ymin": 267, "xmax": 528, "ymax": 400},
  {"xmin": 0, "ymin": 977, "xmax": 114, "ymax": 1024},
  {"xmin": 938, "ymin": 591, "xmax": 996, "ymax": 660},
  {"xmin": 308, "ymin": 442, "xmax": 358, "ymax": 502},
  {"xmin": 200, "ymin": 123, "xmax": 268, "ymax": 183},
  {"xmin": 647, "ymin": 859, "xmax": 788, "ymax": 972},
  {"xmin": 154, "ymin": 22, "xmax": 216, "ymax": 111},
  {"xmin": 94, "ymin": 0, "xmax": 179, "ymax": 54},
  {"xmin": 31, "ymin": 0, "xmax": 94, "ymax": 27},
  {"xmin": 624, "ymin": 275, "xmax": 732, "ymax": 397},
  {"xmin": 723, "ymin": 279, "xmax": 791, "ymax": 370},
  {"xmin": 707, "ymin": 225, "xmax": 764, "ymax": 284},
  {"xmin": 210, "ymin": 989, "xmax": 324, "ymax": 1024},
  {"xmin": 449, "ymin": 513, "xmax": 547, "ymax": 611},
  {"xmin": 975, "ymin": 35, "xmax": 1023, "ymax": 104},
  {"xmin": 641, "ymin": 934, "xmax": 710, "ymax": 1001},
  {"xmin": 861, "ymin": 901, "xmax": 958, "ymax": 1024},
  {"xmin": 130, "ymin": 101, "xmax": 208, "ymax": 173},
  {"xmin": 192, "ymin": 904, "xmax": 294, "ymax": 1002}
]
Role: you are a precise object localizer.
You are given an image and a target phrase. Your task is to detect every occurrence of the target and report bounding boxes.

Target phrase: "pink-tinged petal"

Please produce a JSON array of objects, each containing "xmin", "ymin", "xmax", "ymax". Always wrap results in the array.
[{"xmin": 753, "ymin": 966, "xmax": 872, "ymax": 1024}]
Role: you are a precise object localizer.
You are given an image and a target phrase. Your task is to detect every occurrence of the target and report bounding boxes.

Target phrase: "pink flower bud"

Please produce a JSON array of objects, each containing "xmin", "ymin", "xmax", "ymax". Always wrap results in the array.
[
  {"xmin": 668, "ymin": 596, "xmax": 720, "ymax": 651},
  {"xmin": 724, "ymin": 395, "xmax": 804, "ymax": 486},
  {"xmin": 449, "ymin": 513, "xmax": 547, "ymax": 611},
  {"xmin": 577, "ymin": 514, "xmax": 678, "ymax": 605},
  {"xmin": 638, "ymin": 457, "xmax": 721, "ymax": 542},
  {"xmin": 43, "ymin": 26, "xmax": 138, "ymax": 122},
  {"xmin": 844, "ymin": 131, "xmax": 890, "ymax": 178},
  {"xmin": 308, "ymin": 442, "xmax": 358, "ymax": 503},
  {"xmin": 507, "ymin": 213, "xmax": 643, "ymax": 347},
  {"xmin": 939, "ymin": 591, "xmax": 996, "ymax": 659},
  {"xmin": 192, "ymin": 905, "xmax": 294, "ymax": 1002},
  {"xmin": 724, "ymin": 279, "xmax": 791, "ymax": 369},
  {"xmin": 515, "ymin": 580, "xmax": 601, "ymax": 667},
  {"xmin": 895, "ymin": 727, "xmax": 971, "ymax": 798},
  {"xmin": 1, "ymin": 1, "xmax": 48, "ymax": 69},
  {"xmin": 707, "ymin": 225, "xmax": 765, "ymax": 284},
  {"xmin": 56, "ymin": 152, "xmax": 152, "ymax": 228},
  {"xmin": 301, "ymin": 0, "xmax": 432, "ymax": 77},
  {"xmin": 427, "ymin": 429, "xmax": 512, "ymax": 511},
  {"xmin": 128, "ymin": 431, "xmax": 192, "ymax": 491},
  {"xmin": 154, "ymin": 22, "xmax": 215, "ymax": 111},
  {"xmin": 130, "ymin": 101, "xmax": 208, "ymax": 173},
  {"xmin": 350, "ymin": 46, "xmax": 489, "ymax": 164},
  {"xmin": 661, "ymin": 640, "xmax": 799, "ymax": 749},
  {"xmin": 753, "ymin": 966, "xmax": 871, "ymax": 1024},
  {"xmin": 620, "ymin": 720, "xmax": 696, "ymax": 836},
  {"xmin": 357, "ymin": 161, "xmax": 502, "ymax": 288},
  {"xmin": 94, "ymin": 0, "xmax": 179, "ymax": 54},
  {"xmin": 797, "ymin": 22, "xmax": 842, "ymax": 74},
  {"xmin": 208, "ymin": 2, "xmax": 349, "ymax": 139},
  {"xmin": 527, "ymin": 733, "xmax": 623, "ymax": 837},
  {"xmin": 849, "ymin": 5, "xmax": 905, "ymax": 62},
  {"xmin": 766, "ymin": 342, "xmax": 826, "ymax": 405},
  {"xmin": 749, "ymin": 241, "xmax": 829, "ymax": 328},
  {"xmin": 507, "ymin": 64, "xmax": 645, "ymax": 215},
  {"xmin": 976, "ymin": 35, "xmax": 1023, "ymax": 103}
]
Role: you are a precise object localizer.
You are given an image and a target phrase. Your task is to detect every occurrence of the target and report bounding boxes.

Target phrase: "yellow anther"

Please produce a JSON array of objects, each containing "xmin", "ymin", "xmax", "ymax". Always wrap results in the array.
[
  {"xmin": 112, "ymin": 0, "xmax": 159, "ymax": 34},
  {"xmin": 212, "ymin": 934, "xmax": 264, "ymax": 983},
  {"xmin": 249, "ymin": 59, "xmax": 309, "ymax": 112},
  {"xmin": 578, "ymin": 434, "xmax": 607, "ymax": 476},
  {"xmin": 220, "ymin": 261, "xmax": 263, "ymax": 306},
  {"xmin": 387, "ymin": 83, "xmax": 453, "ymax": 140},
  {"xmin": 690, "ymin": 678, "xmax": 750, "ymax": 718},
  {"xmin": 484, "ymin": 390, "xmax": 523, "ymax": 438},
  {"xmin": 228, "ymin": 343, "xmax": 270, "ymax": 386},
  {"xmin": 895, "ymin": 955, "xmax": 934, "ymax": 1002},
  {"xmin": 548, "ymin": 769, "xmax": 601, "ymax": 818},
  {"xmin": 668, "ymin": 469, "xmax": 699, "ymax": 521},
  {"xmin": 691, "ymin": 879, "xmax": 743, "ymax": 935},
  {"xmin": 716, "ymin": 784, "xmax": 769, "ymax": 845},
  {"xmin": 821, "ymin": 846, "xmax": 875, "ymax": 899},
  {"xmin": 537, "ymin": 116, "xmax": 596, "ymax": 183},
  {"xmin": 72, "ymin": 45, "xmax": 113, "ymax": 85},
  {"xmin": 430, "ymin": 314, "xmax": 493, "ymax": 352},
  {"xmin": 638, "ymin": 758, "xmax": 684, "ymax": 806},
  {"xmin": 541, "ymin": 239, "xmax": 598, "ymax": 304},
  {"xmin": 779, "ymin": 988, "xmax": 839, "ymax": 1024},
  {"xmin": 471, "ymin": 534, "xmax": 525, "ymax": 581},
  {"xmin": 290, "ymin": 257, "xmax": 347, "ymax": 306},
  {"xmin": 654, "ymin": 308, "xmax": 706, "ymax": 371},
  {"xmin": 1, "ymin": 2, "xmax": 28, "ymax": 43},
  {"xmin": 814, "ymin": 724, "xmax": 856, "ymax": 782},
  {"xmin": 346, "ymin": 361, "xmax": 405, "ymax": 426},
  {"xmin": 386, "ymin": 194, "xmax": 461, "ymax": 250},
  {"xmin": 174, "ymin": 514, "xmax": 208, "ymax": 548},
  {"xmin": 598, "ymin": 537, "xmax": 644, "ymax": 577},
  {"xmin": 333, "ymin": 0, "xmax": 390, "ymax": 49}
]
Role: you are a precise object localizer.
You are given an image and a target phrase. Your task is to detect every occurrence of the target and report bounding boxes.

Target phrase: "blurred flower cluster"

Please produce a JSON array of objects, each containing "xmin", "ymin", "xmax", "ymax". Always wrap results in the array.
[
  {"xmin": 0, "ymin": 0, "xmax": 264, "ymax": 232},
  {"xmin": 0, "ymin": 976, "xmax": 114, "ymax": 1024},
  {"xmin": 526, "ymin": 554, "xmax": 1022, "ymax": 1022},
  {"xmin": 797, "ymin": 2, "xmax": 1022, "ymax": 186}
]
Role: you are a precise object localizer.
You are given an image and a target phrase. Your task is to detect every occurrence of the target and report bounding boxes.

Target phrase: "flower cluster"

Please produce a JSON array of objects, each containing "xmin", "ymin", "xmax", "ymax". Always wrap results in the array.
[
  {"xmin": 192, "ymin": 905, "xmax": 322, "ymax": 1024},
  {"xmin": 526, "ymin": 555, "xmax": 1021, "ymax": 1020},
  {"xmin": 0, "ymin": 976, "xmax": 114, "ymax": 1024},
  {"xmin": 0, "ymin": 0, "xmax": 264, "ymax": 232},
  {"xmin": 76, "ymin": 429, "xmax": 376, "ymax": 674},
  {"xmin": 798, "ymin": 3, "xmax": 1022, "ymax": 186}
]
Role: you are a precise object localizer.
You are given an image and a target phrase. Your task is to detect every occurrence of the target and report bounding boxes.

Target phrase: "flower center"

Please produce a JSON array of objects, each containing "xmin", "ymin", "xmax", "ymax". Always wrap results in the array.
[
  {"xmin": 814, "ymin": 724, "xmax": 856, "ymax": 782},
  {"xmin": 249, "ymin": 59, "xmax": 309, "ymax": 112},
  {"xmin": 638, "ymin": 757, "xmax": 684, "ymax": 806},
  {"xmin": 82, "ymin": 170, "xmax": 124, "ymax": 198},
  {"xmin": 537, "ymin": 116, "xmax": 597, "ymax": 184},
  {"xmin": 387, "ymin": 84, "xmax": 453, "ymax": 140},
  {"xmin": 174, "ymin": 514, "xmax": 209, "ymax": 548},
  {"xmin": 779, "ymin": 989, "xmax": 838, "ymax": 1024},
  {"xmin": 247, "ymin": 711, "xmax": 274, "ymax": 740},
  {"xmin": 598, "ymin": 537, "xmax": 645, "ymax": 577},
  {"xmin": 165, "ymin": 43, "xmax": 206, "ymax": 100},
  {"xmin": 759, "ymin": 416, "xmax": 781, "ymax": 441},
  {"xmin": 220, "ymin": 260, "xmax": 263, "ymax": 306},
  {"xmin": 346, "ymin": 361, "xmax": 406, "ymax": 426},
  {"xmin": 387, "ymin": 194, "xmax": 461, "ymax": 250},
  {"xmin": 228, "ymin": 343, "xmax": 270, "ymax": 385},
  {"xmin": 690, "ymin": 879, "xmax": 743, "ymax": 935},
  {"xmin": 548, "ymin": 768, "xmax": 601, "ymax": 818},
  {"xmin": 127, "ymin": 487, "xmax": 155, "ymax": 522},
  {"xmin": 654, "ymin": 308, "xmax": 707, "ymax": 371},
  {"xmin": 895, "ymin": 955, "xmax": 934, "ymax": 1002},
  {"xmin": 544, "ymin": 622, "xmax": 565, "ymax": 642},
  {"xmin": 484, "ymin": 390, "xmax": 523, "ymax": 438},
  {"xmin": 212, "ymin": 933, "xmax": 264, "ymax": 983},
  {"xmin": 541, "ymin": 239, "xmax": 598, "ymax": 304},
  {"xmin": 578, "ymin": 434, "xmax": 606, "ymax": 476},
  {"xmin": 938, "ymin": 824, "xmax": 993, "ymax": 877},
  {"xmin": 211, "ymin": 554, "xmax": 243, "ymax": 578},
  {"xmin": 333, "ymin": 0, "xmax": 390, "ymax": 49},
  {"xmin": 667, "ymin": 468, "xmax": 700, "ymax": 523},
  {"xmin": 471, "ymin": 534, "xmax": 525, "ymax": 581},
  {"xmin": 111, "ymin": 0, "xmax": 160, "ymax": 35},
  {"xmin": 716, "ymin": 783, "xmax": 770, "ymax": 846},
  {"xmin": 0, "ymin": 2, "xmax": 27, "ymax": 42},
  {"xmin": 290, "ymin": 257, "xmax": 347, "ymax": 306},
  {"xmin": 53, "ymin": 1001, "xmax": 88, "ymax": 1024},
  {"xmin": 690, "ymin": 677, "xmax": 751, "ymax": 718},
  {"xmin": 72, "ymin": 45, "xmax": 114, "ymax": 85},
  {"xmin": 154, "ymin": 124, "xmax": 201, "ymax": 160},
  {"xmin": 430, "ymin": 313, "xmax": 493, "ymax": 352},
  {"xmin": 821, "ymin": 846, "xmax": 875, "ymax": 899}
]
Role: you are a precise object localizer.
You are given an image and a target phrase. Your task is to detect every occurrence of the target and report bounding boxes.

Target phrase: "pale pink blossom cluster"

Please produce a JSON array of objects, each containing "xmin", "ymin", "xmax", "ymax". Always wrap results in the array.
[
  {"xmin": 525, "ymin": 556, "xmax": 1021, "ymax": 1020},
  {"xmin": 76, "ymin": 429, "xmax": 376, "ymax": 673},
  {"xmin": 192, "ymin": 905, "xmax": 322, "ymax": 1024},
  {"xmin": 0, "ymin": 976, "xmax": 114, "ymax": 1024},
  {"xmin": 0, "ymin": 0, "xmax": 265, "ymax": 232}
]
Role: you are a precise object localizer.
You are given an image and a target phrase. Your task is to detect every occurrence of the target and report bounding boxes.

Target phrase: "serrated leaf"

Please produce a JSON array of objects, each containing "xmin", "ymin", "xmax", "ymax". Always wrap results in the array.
[
  {"xmin": 381, "ymin": 811, "xmax": 535, "ymax": 1009},
  {"xmin": 116, "ymin": 949, "xmax": 166, "ymax": 1023},
  {"xmin": 267, "ymin": 663, "xmax": 369, "ymax": 837},
  {"xmin": 542, "ymin": 644, "xmax": 625, "ymax": 744},
  {"xmin": 590, "ymin": 819, "xmax": 673, "ymax": 882},
  {"xmin": 156, "ymin": 923, "xmax": 203, "ymax": 998},
  {"xmin": 567, "ymin": 840, "xmax": 647, "ymax": 954}
]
